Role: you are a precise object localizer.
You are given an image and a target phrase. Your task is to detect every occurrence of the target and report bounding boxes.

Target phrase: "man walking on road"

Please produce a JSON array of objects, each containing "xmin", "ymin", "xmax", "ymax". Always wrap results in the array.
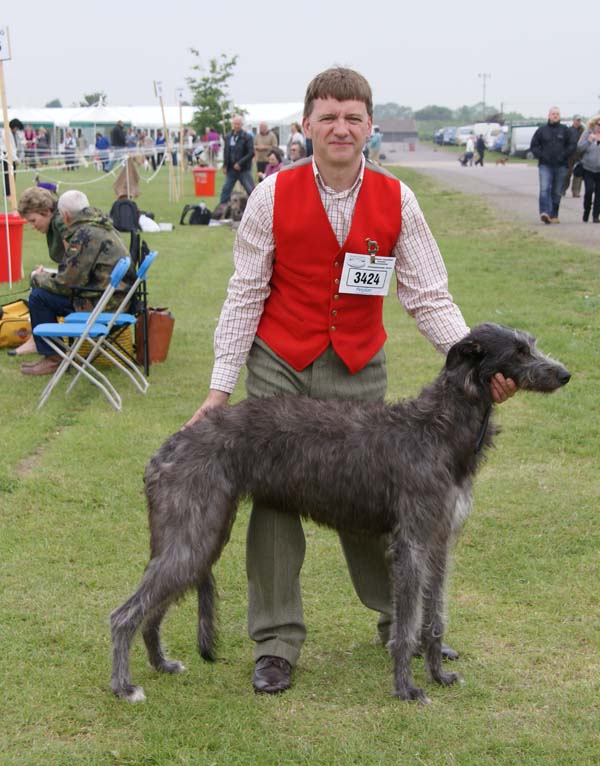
[{"xmin": 530, "ymin": 107, "xmax": 576, "ymax": 224}]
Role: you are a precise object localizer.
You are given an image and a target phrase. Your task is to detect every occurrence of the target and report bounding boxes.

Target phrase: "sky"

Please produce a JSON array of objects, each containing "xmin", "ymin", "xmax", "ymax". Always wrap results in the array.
[{"xmin": 2, "ymin": 1, "xmax": 597, "ymax": 120}]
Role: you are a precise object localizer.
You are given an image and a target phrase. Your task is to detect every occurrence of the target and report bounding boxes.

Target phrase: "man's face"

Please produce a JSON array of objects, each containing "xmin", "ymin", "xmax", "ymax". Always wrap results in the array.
[
  {"xmin": 259, "ymin": 123, "xmax": 268, "ymax": 135},
  {"xmin": 548, "ymin": 107, "xmax": 561, "ymax": 124},
  {"xmin": 25, "ymin": 210, "xmax": 52, "ymax": 234},
  {"xmin": 303, "ymin": 98, "xmax": 372, "ymax": 168},
  {"xmin": 232, "ymin": 117, "xmax": 243, "ymax": 133},
  {"xmin": 573, "ymin": 118, "xmax": 581, "ymax": 128},
  {"xmin": 289, "ymin": 144, "xmax": 301, "ymax": 161}
]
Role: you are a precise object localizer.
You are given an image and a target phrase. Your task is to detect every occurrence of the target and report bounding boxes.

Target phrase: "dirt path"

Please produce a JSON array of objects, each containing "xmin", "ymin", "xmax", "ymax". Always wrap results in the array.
[{"xmin": 389, "ymin": 146, "xmax": 598, "ymax": 252}]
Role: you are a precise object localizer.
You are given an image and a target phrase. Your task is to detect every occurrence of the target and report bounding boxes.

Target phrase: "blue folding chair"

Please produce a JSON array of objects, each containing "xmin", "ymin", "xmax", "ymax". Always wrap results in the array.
[
  {"xmin": 33, "ymin": 257, "xmax": 131, "ymax": 411},
  {"xmin": 63, "ymin": 251, "xmax": 158, "ymax": 397}
]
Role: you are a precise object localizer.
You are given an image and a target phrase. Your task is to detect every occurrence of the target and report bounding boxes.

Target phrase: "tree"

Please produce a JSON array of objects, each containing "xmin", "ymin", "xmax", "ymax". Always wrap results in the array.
[
  {"xmin": 373, "ymin": 103, "xmax": 413, "ymax": 121},
  {"xmin": 45, "ymin": 98, "xmax": 62, "ymax": 108},
  {"xmin": 187, "ymin": 51, "xmax": 244, "ymax": 137},
  {"xmin": 413, "ymin": 105, "xmax": 453, "ymax": 121},
  {"xmin": 80, "ymin": 92, "xmax": 107, "ymax": 107}
]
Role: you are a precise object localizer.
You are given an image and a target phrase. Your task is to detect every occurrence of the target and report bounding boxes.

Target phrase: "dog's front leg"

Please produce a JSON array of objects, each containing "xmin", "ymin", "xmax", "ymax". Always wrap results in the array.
[
  {"xmin": 421, "ymin": 541, "xmax": 461, "ymax": 689},
  {"xmin": 388, "ymin": 536, "xmax": 430, "ymax": 703}
]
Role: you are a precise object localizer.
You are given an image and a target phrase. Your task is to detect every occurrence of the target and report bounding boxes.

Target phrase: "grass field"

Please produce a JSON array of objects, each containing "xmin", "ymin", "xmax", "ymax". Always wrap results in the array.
[{"xmin": 1, "ymin": 162, "xmax": 598, "ymax": 766}]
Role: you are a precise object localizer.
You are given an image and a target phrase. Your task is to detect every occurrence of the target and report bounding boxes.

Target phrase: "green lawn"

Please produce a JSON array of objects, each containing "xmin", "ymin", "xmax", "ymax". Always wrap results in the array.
[{"xmin": 0, "ymin": 162, "xmax": 598, "ymax": 766}]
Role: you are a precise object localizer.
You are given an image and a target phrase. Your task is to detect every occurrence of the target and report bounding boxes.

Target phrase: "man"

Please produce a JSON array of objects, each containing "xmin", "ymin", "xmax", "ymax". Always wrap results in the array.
[
  {"xmin": 461, "ymin": 134, "xmax": 475, "ymax": 166},
  {"xmin": 288, "ymin": 142, "xmax": 306, "ymax": 162},
  {"xmin": 186, "ymin": 67, "xmax": 515, "ymax": 695},
  {"xmin": 219, "ymin": 115, "xmax": 255, "ymax": 204},
  {"xmin": 530, "ymin": 107, "xmax": 576, "ymax": 224},
  {"xmin": 562, "ymin": 116, "xmax": 585, "ymax": 198},
  {"xmin": 369, "ymin": 125, "xmax": 382, "ymax": 164},
  {"xmin": 254, "ymin": 122, "xmax": 278, "ymax": 179},
  {"xmin": 21, "ymin": 190, "xmax": 134, "ymax": 376}
]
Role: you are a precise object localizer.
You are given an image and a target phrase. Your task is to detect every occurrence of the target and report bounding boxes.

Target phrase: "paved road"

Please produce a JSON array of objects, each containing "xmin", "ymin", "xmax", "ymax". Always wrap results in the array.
[{"xmin": 389, "ymin": 146, "xmax": 598, "ymax": 252}]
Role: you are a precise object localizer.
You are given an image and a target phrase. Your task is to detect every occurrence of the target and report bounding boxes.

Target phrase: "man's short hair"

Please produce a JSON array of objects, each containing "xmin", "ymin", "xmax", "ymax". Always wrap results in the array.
[
  {"xmin": 304, "ymin": 67, "xmax": 373, "ymax": 118},
  {"xmin": 17, "ymin": 187, "xmax": 57, "ymax": 217},
  {"xmin": 58, "ymin": 190, "xmax": 90, "ymax": 217}
]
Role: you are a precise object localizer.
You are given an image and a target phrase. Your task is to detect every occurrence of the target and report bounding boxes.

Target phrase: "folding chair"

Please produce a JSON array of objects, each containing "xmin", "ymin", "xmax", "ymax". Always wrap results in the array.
[
  {"xmin": 63, "ymin": 251, "xmax": 158, "ymax": 396},
  {"xmin": 33, "ymin": 257, "xmax": 131, "ymax": 411}
]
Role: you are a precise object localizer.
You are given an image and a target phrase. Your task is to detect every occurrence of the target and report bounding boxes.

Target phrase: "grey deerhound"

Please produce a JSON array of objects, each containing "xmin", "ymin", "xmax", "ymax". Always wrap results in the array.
[{"xmin": 110, "ymin": 324, "xmax": 570, "ymax": 703}]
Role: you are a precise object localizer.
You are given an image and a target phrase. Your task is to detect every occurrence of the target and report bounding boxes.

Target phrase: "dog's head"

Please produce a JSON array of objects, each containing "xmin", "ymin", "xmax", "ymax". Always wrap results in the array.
[{"xmin": 445, "ymin": 323, "xmax": 571, "ymax": 400}]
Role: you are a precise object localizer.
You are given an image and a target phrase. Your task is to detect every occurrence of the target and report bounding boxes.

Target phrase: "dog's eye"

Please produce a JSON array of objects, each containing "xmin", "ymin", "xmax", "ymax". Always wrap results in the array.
[{"xmin": 516, "ymin": 343, "xmax": 530, "ymax": 357}]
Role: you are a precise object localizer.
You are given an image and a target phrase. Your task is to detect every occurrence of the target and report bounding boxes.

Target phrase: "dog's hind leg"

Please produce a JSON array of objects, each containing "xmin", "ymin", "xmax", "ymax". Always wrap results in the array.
[
  {"xmin": 421, "ymin": 541, "xmax": 461, "ymax": 689},
  {"xmin": 110, "ymin": 553, "xmax": 200, "ymax": 702},
  {"xmin": 142, "ymin": 601, "xmax": 187, "ymax": 675},
  {"xmin": 388, "ymin": 535, "xmax": 430, "ymax": 703},
  {"xmin": 197, "ymin": 573, "xmax": 217, "ymax": 662}
]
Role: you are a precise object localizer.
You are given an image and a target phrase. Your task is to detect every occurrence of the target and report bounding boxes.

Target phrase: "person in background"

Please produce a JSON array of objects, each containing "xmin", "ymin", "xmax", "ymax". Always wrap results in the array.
[
  {"xmin": 95, "ymin": 132, "xmax": 111, "ymax": 172},
  {"xmin": 219, "ymin": 115, "xmax": 255, "ymax": 204},
  {"xmin": 369, "ymin": 125, "xmax": 382, "ymax": 164},
  {"xmin": 254, "ymin": 122, "xmax": 278, "ymax": 181},
  {"xmin": 257, "ymin": 148, "xmax": 283, "ymax": 181},
  {"xmin": 20, "ymin": 190, "xmax": 134, "ymax": 376},
  {"xmin": 185, "ymin": 66, "xmax": 516, "ymax": 696},
  {"xmin": 286, "ymin": 121, "xmax": 305, "ymax": 160},
  {"xmin": 460, "ymin": 134, "xmax": 475, "ymax": 166},
  {"xmin": 577, "ymin": 114, "xmax": 600, "ymax": 223},
  {"xmin": 36, "ymin": 127, "xmax": 50, "ymax": 165},
  {"xmin": 63, "ymin": 130, "xmax": 77, "ymax": 170},
  {"xmin": 562, "ymin": 116, "xmax": 584, "ymax": 198},
  {"xmin": 530, "ymin": 106, "xmax": 575, "ymax": 224},
  {"xmin": 12, "ymin": 186, "xmax": 67, "ymax": 357},
  {"xmin": 288, "ymin": 142, "xmax": 306, "ymax": 162},
  {"xmin": 474, "ymin": 134, "xmax": 486, "ymax": 166}
]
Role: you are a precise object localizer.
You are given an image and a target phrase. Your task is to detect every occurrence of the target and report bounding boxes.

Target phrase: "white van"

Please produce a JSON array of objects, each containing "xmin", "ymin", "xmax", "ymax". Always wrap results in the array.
[
  {"xmin": 509, "ymin": 124, "xmax": 542, "ymax": 158},
  {"xmin": 456, "ymin": 125, "xmax": 474, "ymax": 145}
]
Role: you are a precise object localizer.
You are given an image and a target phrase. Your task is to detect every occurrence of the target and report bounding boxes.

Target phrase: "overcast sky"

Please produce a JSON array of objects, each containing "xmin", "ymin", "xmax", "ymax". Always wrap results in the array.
[{"xmin": 2, "ymin": 1, "xmax": 597, "ymax": 119}]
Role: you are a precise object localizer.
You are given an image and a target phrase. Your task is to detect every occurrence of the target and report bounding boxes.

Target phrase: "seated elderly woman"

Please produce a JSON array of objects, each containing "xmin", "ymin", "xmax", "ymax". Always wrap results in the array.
[
  {"xmin": 18, "ymin": 189, "xmax": 135, "ymax": 377},
  {"xmin": 11, "ymin": 186, "xmax": 68, "ymax": 356}
]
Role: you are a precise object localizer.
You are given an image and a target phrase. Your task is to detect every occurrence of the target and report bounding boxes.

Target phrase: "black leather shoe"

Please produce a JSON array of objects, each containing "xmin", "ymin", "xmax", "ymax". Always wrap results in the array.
[{"xmin": 252, "ymin": 656, "xmax": 292, "ymax": 694}]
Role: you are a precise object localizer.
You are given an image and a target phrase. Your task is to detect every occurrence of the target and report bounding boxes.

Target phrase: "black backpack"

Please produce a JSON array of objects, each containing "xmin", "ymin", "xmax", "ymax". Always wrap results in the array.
[
  {"xmin": 180, "ymin": 203, "xmax": 212, "ymax": 226},
  {"xmin": 110, "ymin": 199, "xmax": 141, "ymax": 232}
]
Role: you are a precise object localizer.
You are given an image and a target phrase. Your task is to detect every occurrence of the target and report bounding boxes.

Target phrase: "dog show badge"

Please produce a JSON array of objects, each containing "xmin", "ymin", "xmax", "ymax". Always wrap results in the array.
[{"xmin": 339, "ymin": 239, "xmax": 394, "ymax": 296}]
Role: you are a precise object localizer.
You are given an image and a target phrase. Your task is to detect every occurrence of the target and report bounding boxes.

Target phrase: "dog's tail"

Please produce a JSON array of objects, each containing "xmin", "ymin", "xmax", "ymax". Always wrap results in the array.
[{"xmin": 197, "ymin": 574, "xmax": 217, "ymax": 662}]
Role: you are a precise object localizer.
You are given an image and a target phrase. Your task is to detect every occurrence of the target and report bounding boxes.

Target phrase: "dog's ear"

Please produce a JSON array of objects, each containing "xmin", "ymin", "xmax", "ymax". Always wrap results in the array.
[{"xmin": 445, "ymin": 338, "xmax": 484, "ymax": 371}]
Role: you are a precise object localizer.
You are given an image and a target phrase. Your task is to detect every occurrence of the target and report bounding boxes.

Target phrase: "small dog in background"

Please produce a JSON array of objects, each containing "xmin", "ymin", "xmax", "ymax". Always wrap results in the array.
[
  {"xmin": 495, "ymin": 156, "xmax": 509, "ymax": 166},
  {"xmin": 110, "ymin": 324, "xmax": 570, "ymax": 704}
]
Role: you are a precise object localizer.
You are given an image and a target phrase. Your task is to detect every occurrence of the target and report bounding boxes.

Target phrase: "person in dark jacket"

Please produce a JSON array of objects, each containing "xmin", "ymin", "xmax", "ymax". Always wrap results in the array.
[
  {"xmin": 530, "ymin": 107, "xmax": 576, "ymax": 224},
  {"xmin": 219, "ymin": 115, "xmax": 255, "ymax": 204},
  {"xmin": 562, "ymin": 116, "xmax": 584, "ymax": 198},
  {"xmin": 474, "ymin": 134, "xmax": 486, "ymax": 166}
]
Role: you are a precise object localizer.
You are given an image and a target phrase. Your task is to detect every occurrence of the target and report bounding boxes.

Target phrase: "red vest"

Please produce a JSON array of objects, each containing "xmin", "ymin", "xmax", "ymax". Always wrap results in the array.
[{"xmin": 256, "ymin": 161, "xmax": 402, "ymax": 374}]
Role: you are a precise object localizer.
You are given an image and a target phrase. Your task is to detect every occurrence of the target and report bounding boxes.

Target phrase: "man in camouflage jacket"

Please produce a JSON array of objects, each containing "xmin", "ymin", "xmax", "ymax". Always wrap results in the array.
[{"xmin": 21, "ymin": 190, "xmax": 135, "ymax": 376}]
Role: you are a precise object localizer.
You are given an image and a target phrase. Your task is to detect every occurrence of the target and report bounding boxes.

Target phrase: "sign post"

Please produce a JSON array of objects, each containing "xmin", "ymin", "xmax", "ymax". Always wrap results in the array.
[
  {"xmin": 0, "ymin": 26, "xmax": 17, "ymax": 212},
  {"xmin": 154, "ymin": 80, "xmax": 179, "ymax": 202}
]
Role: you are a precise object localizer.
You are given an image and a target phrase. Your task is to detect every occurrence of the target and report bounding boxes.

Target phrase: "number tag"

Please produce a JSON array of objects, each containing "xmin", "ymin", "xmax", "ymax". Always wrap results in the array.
[{"xmin": 339, "ymin": 252, "xmax": 395, "ymax": 296}]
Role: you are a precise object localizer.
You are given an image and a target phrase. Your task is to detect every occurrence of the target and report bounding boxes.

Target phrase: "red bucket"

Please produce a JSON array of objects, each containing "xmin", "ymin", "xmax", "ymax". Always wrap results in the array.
[
  {"xmin": 192, "ymin": 167, "xmax": 216, "ymax": 197},
  {"xmin": 0, "ymin": 213, "xmax": 26, "ymax": 284}
]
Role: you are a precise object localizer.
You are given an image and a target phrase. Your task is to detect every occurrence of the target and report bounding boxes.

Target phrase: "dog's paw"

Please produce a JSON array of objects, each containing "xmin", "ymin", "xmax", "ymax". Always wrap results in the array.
[
  {"xmin": 433, "ymin": 670, "xmax": 462, "ymax": 687},
  {"xmin": 112, "ymin": 683, "xmax": 146, "ymax": 703},
  {"xmin": 393, "ymin": 685, "xmax": 431, "ymax": 704},
  {"xmin": 158, "ymin": 659, "xmax": 186, "ymax": 674}
]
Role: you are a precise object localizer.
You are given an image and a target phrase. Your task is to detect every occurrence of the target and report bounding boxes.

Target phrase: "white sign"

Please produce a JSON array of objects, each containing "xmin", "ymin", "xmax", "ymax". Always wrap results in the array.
[
  {"xmin": 175, "ymin": 88, "xmax": 185, "ymax": 104},
  {"xmin": 339, "ymin": 252, "xmax": 395, "ymax": 296},
  {"xmin": 154, "ymin": 80, "xmax": 163, "ymax": 98},
  {"xmin": 0, "ymin": 27, "xmax": 11, "ymax": 61}
]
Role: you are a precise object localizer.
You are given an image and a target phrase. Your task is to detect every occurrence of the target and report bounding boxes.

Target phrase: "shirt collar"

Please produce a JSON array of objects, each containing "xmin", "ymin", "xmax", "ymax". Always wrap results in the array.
[{"xmin": 312, "ymin": 154, "xmax": 365, "ymax": 196}]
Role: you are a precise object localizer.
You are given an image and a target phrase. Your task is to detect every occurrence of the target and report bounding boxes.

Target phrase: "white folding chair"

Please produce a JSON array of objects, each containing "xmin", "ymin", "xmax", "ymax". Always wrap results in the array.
[
  {"xmin": 33, "ymin": 257, "xmax": 131, "ymax": 411},
  {"xmin": 62, "ymin": 251, "xmax": 158, "ymax": 397}
]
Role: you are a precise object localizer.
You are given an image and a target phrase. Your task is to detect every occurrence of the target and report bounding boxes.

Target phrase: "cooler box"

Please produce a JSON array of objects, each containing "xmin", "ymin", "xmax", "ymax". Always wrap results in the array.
[
  {"xmin": 0, "ymin": 213, "xmax": 25, "ymax": 284},
  {"xmin": 192, "ymin": 167, "xmax": 216, "ymax": 197}
]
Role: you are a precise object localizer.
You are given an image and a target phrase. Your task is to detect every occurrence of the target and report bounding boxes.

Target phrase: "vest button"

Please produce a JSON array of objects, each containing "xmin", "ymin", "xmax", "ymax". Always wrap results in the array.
[
  {"xmin": 330, "ymin": 325, "xmax": 336, "ymax": 331},
  {"xmin": 333, "ymin": 294, "xmax": 339, "ymax": 300},
  {"xmin": 331, "ymin": 309, "xmax": 337, "ymax": 316},
  {"xmin": 334, "ymin": 261, "xmax": 340, "ymax": 268},
  {"xmin": 334, "ymin": 278, "xmax": 340, "ymax": 285}
]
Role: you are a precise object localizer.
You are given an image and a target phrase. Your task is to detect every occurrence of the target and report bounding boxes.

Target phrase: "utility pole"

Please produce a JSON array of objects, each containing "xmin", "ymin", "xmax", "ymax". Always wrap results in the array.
[{"xmin": 478, "ymin": 73, "xmax": 491, "ymax": 117}]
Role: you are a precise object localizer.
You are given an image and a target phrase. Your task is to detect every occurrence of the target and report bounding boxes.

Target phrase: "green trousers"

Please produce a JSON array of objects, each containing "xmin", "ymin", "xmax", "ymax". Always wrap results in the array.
[{"xmin": 245, "ymin": 339, "xmax": 393, "ymax": 666}]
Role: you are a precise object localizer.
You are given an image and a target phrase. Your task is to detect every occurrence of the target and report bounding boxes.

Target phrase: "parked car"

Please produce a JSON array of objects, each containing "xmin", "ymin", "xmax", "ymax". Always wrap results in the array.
[
  {"xmin": 492, "ymin": 132, "xmax": 509, "ymax": 153},
  {"xmin": 442, "ymin": 127, "xmax": 457, "ymax": 145},
  {"xmin": 433, "ymin": 128, "xmax": 445, "ymax": 145},
  {"xmin": 509, "ymin": 124, "xmax": 542, "ymax": 158}
]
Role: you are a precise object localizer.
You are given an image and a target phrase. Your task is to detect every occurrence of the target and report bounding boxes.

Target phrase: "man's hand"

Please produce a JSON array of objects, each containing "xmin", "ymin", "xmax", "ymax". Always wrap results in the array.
[
  {"xmin": 183, "ymin": 389, "xmax": 230, "ymax": 429},
  {"xmin": 490, "ymin": 373, "xmax": 517, "ymax": 404}
]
